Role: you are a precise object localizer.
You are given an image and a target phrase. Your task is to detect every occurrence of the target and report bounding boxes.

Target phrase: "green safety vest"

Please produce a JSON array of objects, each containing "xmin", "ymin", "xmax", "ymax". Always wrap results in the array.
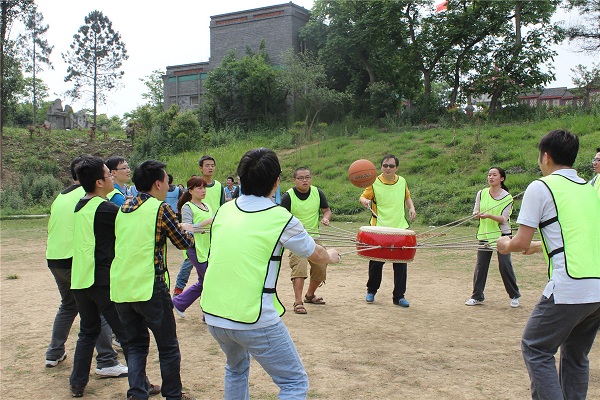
[
  {"xmin": 201, "ymin": 201, "xmax": 292, "ymax": 324},
  {"xmin": 476, "ymin": 188, "xmax": 513, "ymax": 242},
  {"xmin": 372, "ymin": 176, "xmax": 408, "ymax": 229},
  {"xmin": 539, "ymin": 174, "xmax": 600, "ymax": 279},
  {"xmin": 111, "ymin": 197, "xmax": 162, "ymax": 302},
  {"xmin": 46, "ymin": 186, "xmax": 85, "ymax": 260},
  {"xmin": 204, "ymin": 180, "xmax": 223, "ymax": 214},
  {"xmin": 186, "ymin": 201, "xmax": 212, "ymax": 263},
  {"xmin": 287, "ymin": 186, "xmax": 320, "ymax": 237},
  {"xmin": 71, "ymin": 196, "xmax": 105, "ymax": 289}
]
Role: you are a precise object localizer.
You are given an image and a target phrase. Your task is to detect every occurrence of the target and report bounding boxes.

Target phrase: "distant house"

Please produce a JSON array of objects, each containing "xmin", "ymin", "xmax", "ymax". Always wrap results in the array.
[{"xmin": 518, "ymin": 86, "xmax": 600, "ymax": 107}]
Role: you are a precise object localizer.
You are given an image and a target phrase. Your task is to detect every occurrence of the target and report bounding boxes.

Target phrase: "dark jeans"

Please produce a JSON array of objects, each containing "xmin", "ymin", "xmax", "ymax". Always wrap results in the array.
[
  {"xmin": 366, "ymin": 260, "xmax": 407, "ymax": 302},
  {"xmin": 70, "ymin": 286, "xmax": 130, "ymax": 388},
  {"xmin": 47, "ymin": 266, "xmax": 117, "ymax": 367},
  {"xmin": 471, "ymin": 246, "xmax": 520, "ymax": 301},
  {"xmin": 115, "ymin": 281, "xmax": 182, "ymax": 400}
]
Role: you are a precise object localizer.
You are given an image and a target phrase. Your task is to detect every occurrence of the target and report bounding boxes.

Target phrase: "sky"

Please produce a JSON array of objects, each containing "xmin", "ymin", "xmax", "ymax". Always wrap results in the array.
[{"xmin": 17, "ymin": 0, "xmax": 599, "ymax": 118}]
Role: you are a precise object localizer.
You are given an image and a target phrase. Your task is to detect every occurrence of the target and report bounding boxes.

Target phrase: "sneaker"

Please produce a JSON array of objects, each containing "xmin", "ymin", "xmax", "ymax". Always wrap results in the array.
[
  {"xmin": 511, "ymin": 297, "xmax": 520, "ymax": 308},
  {"xmin": 394, "ymin": 298, "xmax": 410, "ymax": 307},
  {"xmin": 465, "ymin": 298, "xmax": 484, "ymax": 306},
  {"xmin": 173, "ymin": 305, "xmax": 185, "ymax": 318},
  {"xmin": 95, "ymin": 362, "xmax": 128, "ymax": 378},
  {"xmin": 45, "ymin": 352, "xmax": 67, "ymax": 368},
  {"xmin": 173, "ymin": 287, "xmax": 183, "ymax": 297},
  {"xmin": 71, "ymin": 386, "xmax": 84, "ymax": 398},
  {"xmin": 366, "ymin": 292, "xmax": 375, "ymax": 303}
]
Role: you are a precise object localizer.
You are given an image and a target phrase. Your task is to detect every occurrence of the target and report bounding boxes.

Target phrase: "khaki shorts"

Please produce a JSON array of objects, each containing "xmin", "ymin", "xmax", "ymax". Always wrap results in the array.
[{"xmin": 289, "ymin": 239, "xmax": 327, "ymax": 282}]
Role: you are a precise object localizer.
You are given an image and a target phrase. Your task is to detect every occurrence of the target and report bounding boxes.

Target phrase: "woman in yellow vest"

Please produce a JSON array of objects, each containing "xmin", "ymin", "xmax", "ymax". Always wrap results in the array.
[
  {"xmin": 465, "ymin": 167, "xmax": 521, "ymax": 308},
  {"xmin": 172, "ymin": 176, "xmax": 213, "ymax": 318}
]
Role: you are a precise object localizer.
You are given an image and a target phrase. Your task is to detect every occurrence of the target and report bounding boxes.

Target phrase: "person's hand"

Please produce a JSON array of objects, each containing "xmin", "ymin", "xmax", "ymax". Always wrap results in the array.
[
  {"xmin": 409, "ymin": 208, "xmax": 416, "ymax": 221},
  {"xmin": 327, "ymin": 248, "xmax": 341, "ymax": 264},
  {"xmin": 478, "ymin": 212, "xmax": 489, "ymax": 219},
  {"xmin": 321, "ymin": 217, "xmax": 330, "ymax": 226},
  {"xmin": 180, "ymin": 223, "xmax": 194, "ymax": 233},
  {"xmin": 522, "ymin": 241, "xmax": 543, "ymax": 255},
  {"xmin": 496, "ymin": 236, "xmax": 511, "ymax": 254},
  {"xmin": 360, "ymin": 198, "xmax": 371, "ymax": 208}
]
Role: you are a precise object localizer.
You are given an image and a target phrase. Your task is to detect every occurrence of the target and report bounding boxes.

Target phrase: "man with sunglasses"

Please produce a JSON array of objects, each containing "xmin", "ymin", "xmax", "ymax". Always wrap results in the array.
[{"xmin": 359, "ymin": 154, "xmax": 416, "ymax": 307}]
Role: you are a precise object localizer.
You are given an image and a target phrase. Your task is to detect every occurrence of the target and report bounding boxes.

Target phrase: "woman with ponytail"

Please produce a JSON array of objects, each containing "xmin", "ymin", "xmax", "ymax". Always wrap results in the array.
[
  {"xmin": 465, "ymin": 167, "xmax": 521, "ymax": 308},
  {"xmin": 172, "ymin": 176, "xmax": 213, "ymax": 318}
]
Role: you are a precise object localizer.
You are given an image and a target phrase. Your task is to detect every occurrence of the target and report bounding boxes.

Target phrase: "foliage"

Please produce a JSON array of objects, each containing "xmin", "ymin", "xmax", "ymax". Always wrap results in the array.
[
  {"xmin": 564, "ymin": 0, "xmax": 600, "ymax": 53},
  {"xmin": 570, "ymin": 63, "xmax": 600, "ymax": 108},
  {"xmin": 140, "ymin": 69, "xmax": 164, "ymax": 110},
  {"xmin": 62, "ymin": 10, "xmax": 128, "ymax": 127}
]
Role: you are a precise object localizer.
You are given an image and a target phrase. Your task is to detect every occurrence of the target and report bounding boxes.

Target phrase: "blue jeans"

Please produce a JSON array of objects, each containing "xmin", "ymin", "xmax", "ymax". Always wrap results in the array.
[
  {"xmin": 115, "ymin": 281, "xmax": 182, "ymax": 400},
  {"xmin": 207, "ymin": 320, "xmax": 308, "ymax": 400},
  {"xmin": 522, "ymin": 294, "xmax": 600, "ymax": 400},
  {"xmin": 175, "ymin": 258, "xmax": 194, "ymax": 290},
  {"xmin": 46, "ymin": 265, "xmax": 117, "ymax": 367}
]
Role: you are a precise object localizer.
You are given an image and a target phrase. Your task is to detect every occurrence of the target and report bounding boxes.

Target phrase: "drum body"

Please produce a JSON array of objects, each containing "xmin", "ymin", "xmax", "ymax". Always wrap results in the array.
[{"xmin": 356, "ymin": 226, "xmax": 417, "ymax": 263}]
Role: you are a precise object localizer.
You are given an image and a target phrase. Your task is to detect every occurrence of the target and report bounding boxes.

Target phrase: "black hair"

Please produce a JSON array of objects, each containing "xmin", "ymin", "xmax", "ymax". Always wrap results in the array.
[
  {"xmin": 177, "ymin": 176, "xmax": 207, "ymax": 211},
  {"xmin": 381, "ymin": 154, "xmax": 399, "ymax": 167},
  {"xmin": 70, "ymin": 155, "xmax": 85, "ymax": 181},
  {"xmin": 226, "ymin": 176, "xmax": 234, "ymax": 182},
  {"xmin": 75, "ymin": 155, "xmax": 106, "ymax": 193},
  {"xmin": 198, "ymin": 155, "xmax": 216, "ymax": 167},
  {"xmin": 237, "ymin": 148, "xmax": 280, "ymax": 197},
  {"xmin": 538, "ymin": 129, "xmax": 579, "ymax": 167},
  {"xmin": 490, "ymin": 166, "xmax": 509, "ymax": 192},
  {"xmin": 105, "ymin": 156, "xmax": 127, "ymax": 171},
  {"xmin": 293, "ymin": 167, "xmax": 310, "ymax": 178},
  {"xmin": 596, "ymin": 147, "xmax": 600, "ymax": 153},
  {"xmin": 133, "ymin": 160, "xmax": 167, "ymax": 192},
  {"xmin": 168, "ymin": 174, "xmax": 174, "ymax": 184}
]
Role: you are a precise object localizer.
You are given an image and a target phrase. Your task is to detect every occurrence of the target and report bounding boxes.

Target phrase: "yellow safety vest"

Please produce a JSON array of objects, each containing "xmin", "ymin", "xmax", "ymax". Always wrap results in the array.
[
  {"xmin": 187, "ymin": 201, "xmax": 212, "ymax": 263},
  {"xmin": 372, "ymin": 176, "xmax": 408, "ymax": 229},
  {"xmin": 46, "ymin": 186, "xmax": 85, "ymax": 260},
  {"xmin": 71, "ymin": 196, "xmax": 105, "ymax": 289},
  {"xmin": 476, "ymin": 188, "xmax": 513, "ymax": 242},
  {"xmin": 287, "ymin": 186, "xmax": 320, "ymax": 237}
]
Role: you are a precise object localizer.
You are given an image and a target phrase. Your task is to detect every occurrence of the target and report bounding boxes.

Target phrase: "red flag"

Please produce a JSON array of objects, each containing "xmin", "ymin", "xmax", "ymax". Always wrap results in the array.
[{"xmin": 436, "ymin": 0, "xmax": 448, "ymax": 12}]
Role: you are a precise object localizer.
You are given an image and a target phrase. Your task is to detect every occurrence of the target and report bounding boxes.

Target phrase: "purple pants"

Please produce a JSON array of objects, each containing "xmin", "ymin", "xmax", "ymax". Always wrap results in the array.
[{"xmin": 172, "ymin": 249, "xmax": 207, "ymax": 312}]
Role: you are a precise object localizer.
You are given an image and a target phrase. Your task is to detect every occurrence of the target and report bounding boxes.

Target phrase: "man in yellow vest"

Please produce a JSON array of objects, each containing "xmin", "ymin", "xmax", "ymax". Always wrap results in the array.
[
  {"xmin": 591, "ymin": 147, "xmax": 600, "ymax": 199},
  {"xmin": 201, "ymin": 148, "xmax": 341, "ymax": 399},
  {"xmin": 111, "ymin": 160, "xmax": 196, "ymax": 400},
  {"xmin": 45, "ymin": 156, "xmax": 125, "ymax": 378},
  {"xmin": 173, "ymin": 155, "xmax": 224, "ymax": 296},
  {"xmin": 280, "ymin": 167, "xmax": 333, "ymax": 314},
  {"xmin": 359, "ymin": 154, "xmax": 416, "ymax": 307},
  {"xmin": 70, "ymin": 156, "xmax": 160, "ymax": 397},
  {"xmin": 497, "ymin": 129, "xmax": 600, "ymax": 399}
]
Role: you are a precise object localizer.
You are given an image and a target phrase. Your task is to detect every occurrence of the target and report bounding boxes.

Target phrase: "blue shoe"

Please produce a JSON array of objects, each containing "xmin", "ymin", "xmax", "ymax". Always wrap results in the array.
[
  {"xmin": 366, "ymin": 293, "xmax": 375, "ymax": 303},
  {"xmin": 394, "ymin": 298, "xmax": 410, "ymax": 307}
]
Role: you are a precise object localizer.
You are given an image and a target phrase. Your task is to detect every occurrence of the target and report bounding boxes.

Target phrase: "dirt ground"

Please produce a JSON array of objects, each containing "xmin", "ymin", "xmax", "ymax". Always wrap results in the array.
[{"xmin": 1, "ymin": 221, "xmax": 599, "ymax": 399}]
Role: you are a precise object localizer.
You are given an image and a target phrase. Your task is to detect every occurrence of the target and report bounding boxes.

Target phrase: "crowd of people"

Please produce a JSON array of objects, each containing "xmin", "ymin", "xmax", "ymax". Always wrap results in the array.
[{"xmin": 44, "ymin": 130, "xmax": 600, "ymax": 399}]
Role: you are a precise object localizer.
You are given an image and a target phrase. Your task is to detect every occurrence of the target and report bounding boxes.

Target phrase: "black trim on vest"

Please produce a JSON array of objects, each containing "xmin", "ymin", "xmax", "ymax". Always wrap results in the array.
[
  {"xmin": 270, "ymin": 255, "xmax": 282, "ymax": 261},
  {"xmin": 547, "ymin": 247, "xmax": 565, "ymax": 258},
  {"xmin": 539, "ymin": 216, "xmax": 558, "ymax": 228},
  {"xmin": 263, "ymin": 288, "xmax": 276, "ymax": 293}
]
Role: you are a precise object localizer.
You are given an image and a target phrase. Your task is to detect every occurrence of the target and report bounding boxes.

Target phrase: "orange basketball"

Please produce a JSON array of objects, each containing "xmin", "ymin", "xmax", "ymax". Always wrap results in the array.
[{"xmin": 348, "ymin": 159, "xmax": 377, "ymax": 188}]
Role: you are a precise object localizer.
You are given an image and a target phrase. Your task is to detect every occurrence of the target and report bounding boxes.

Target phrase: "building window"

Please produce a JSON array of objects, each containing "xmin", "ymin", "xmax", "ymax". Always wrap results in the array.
[{"xmin": 191, "ymin": 96, "xmax": 199, "ymax": 106}]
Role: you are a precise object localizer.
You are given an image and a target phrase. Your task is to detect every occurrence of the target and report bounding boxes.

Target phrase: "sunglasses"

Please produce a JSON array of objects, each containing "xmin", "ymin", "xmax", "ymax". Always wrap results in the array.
[{"xmin": 382, "ymin": 164, "xmax": 396, "ymax": 168}]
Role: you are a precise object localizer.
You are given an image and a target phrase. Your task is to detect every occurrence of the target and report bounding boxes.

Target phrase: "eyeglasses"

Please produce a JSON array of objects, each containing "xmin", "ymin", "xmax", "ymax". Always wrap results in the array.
[
  {"xmin": 103, "ymin": 175, "xmax": 113, "ymax": 180},
  {"xmin": 382, "ymin": 164, "xmax": 397, "ymax": 168},
  {"xmin": 115, "ymin": 167, "xmax": 130, "ymax": 170},
  {"xmin": 593, "ymin": 158, "xmax": 600, "ymax": 163},
  {"xmin": 295, "ymin": 176, "xmax": 311, "ymax": 181}
]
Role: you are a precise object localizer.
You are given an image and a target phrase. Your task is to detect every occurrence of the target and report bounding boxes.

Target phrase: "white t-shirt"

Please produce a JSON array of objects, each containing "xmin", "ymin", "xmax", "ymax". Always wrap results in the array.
[
  {"xmin": 204, "ymin": 195, "xmax": 316, "ymax": 329},
  {"xmin": 517, "ymin": 169, "xmax": 600, "ymax": 304}
]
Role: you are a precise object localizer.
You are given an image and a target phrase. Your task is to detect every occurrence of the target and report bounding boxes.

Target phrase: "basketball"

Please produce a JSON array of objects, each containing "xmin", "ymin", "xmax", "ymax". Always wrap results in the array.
[{"xmin": 348, "ymin": 159, "xmax": 377, "ymax": 188}]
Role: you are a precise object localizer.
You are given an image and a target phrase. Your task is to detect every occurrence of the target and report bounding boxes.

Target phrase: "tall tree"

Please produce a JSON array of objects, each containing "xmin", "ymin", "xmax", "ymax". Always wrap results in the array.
[
  {"xmin": 570, "ymin": 63, "xmax": 600, "ymax": 107},
  {"xmin": 564, "ymin": 0, "xmax": 600, "ymax": 53},
  {"xmin": 18, "ymin": 9, "xmax": 53, "ymax": 125},
  {"xmin": 140, "ymin": 69, "xmax": 164, "ymax": 111},
  {"xmin": 62, "ymin": 10, "xmax": 128, "ymax": 128},
  {"xmin": 0, "ymin": 0, "xmax": 35, "ymax": 187}
]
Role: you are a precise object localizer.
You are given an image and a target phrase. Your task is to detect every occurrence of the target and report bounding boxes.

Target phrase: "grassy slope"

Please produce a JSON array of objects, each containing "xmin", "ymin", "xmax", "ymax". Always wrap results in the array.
[{"xmin": 165, "ymin": 114, "xmax": 600, "ymax": 226}]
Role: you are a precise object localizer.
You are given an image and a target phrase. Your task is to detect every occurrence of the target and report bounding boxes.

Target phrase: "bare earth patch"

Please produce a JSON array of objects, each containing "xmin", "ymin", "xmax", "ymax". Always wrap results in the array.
[{"xmin": 1, "ymin": 225, "xmax": 599, "ymax": 399}]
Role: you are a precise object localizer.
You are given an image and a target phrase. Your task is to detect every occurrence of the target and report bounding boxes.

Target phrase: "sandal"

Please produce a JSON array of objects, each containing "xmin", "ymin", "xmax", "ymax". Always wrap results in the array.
[
  {"xmin": 293, "ymin": 302, "xmax": 307, "ymax": 314},
  {"xmin": 304, "ymin": 294, "xmax": 326, "ymax": 305}
]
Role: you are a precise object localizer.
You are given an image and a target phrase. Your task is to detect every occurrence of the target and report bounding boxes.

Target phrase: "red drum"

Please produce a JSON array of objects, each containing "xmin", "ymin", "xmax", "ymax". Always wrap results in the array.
[{"xmin": 356, "ymin": 226, "xmax": 417, "ymax": 263}]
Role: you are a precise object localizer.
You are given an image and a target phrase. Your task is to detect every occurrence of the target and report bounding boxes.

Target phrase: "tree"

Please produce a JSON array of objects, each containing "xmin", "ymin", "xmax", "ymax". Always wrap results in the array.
[
  {"xmin": 564, "ymin": 0, "xmax": 600, "ymax": 53},
  {"xmin": 18, "ymin": 9, "xmax": 52, "ymax": 125},
  {"xmin": 62, "ymin": 10, "xmax": 128, "ymax": 128},
  {"xmin": 571, "ymin": 63, "xmax": 600, "ymax": 107},
  {"xmin": 140, "ymin": 69, "xmax": 164, "ymax": 111}
]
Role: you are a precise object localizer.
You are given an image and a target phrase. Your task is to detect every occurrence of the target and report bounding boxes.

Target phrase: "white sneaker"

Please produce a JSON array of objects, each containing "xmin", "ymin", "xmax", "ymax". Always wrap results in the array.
[
  {"xmin": 45, "ymin": 352, "xmax": 67, "ymax": 367},
  {"xmin": 174, "ymin": 306, "xmax": 185, "ymax": 318},
  {"xmin": 95, "ymin": 362, "xmax": 128, "ymax": 378},
  {"xmin": 511, "ymin": 297, "xmax": 520, "ymax": 308},
  {"xmin": 465, "ymin": 298, "xmax": 484, "ymax": 306}
]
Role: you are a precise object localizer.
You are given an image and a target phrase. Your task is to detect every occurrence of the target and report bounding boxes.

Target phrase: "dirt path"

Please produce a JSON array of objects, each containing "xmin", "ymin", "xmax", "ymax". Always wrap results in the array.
[{"xmin": 1, "ymin": 224, "xmax": 599, "ymax": 399}]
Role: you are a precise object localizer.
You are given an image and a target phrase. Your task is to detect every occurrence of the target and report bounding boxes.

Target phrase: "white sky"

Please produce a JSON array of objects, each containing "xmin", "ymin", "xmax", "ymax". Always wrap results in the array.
[{"xmin": 17, "ymin": 1, "xmax": 598, "ymax": 118}]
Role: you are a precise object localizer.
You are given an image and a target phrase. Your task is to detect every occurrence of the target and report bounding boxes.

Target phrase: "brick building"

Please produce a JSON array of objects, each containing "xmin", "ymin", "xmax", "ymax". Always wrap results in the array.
[
  {"xmin": 518, "ymin": 86, "xmax": 600, "ymax": 107},
  {"xmin": 163, "ymin": 2, "xmax": 310, "ymax": 111}
]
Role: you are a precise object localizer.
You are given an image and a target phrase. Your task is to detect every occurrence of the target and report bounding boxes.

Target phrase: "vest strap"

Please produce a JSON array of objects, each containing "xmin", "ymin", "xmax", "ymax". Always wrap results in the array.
[
  {"xmin": 539, "ymin": 216, "xmax": 558, "ymax": 228},
  {"xmin": 547, "ymin": 247, "xmax": 564, "ymax": 258},
  {"xmin": 270, "ymin": 255, "xmax": 282, "ymax": 261},
  {"xmin": 263, "ymin": 288, "xmax": 276, "ymax": 293}
]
